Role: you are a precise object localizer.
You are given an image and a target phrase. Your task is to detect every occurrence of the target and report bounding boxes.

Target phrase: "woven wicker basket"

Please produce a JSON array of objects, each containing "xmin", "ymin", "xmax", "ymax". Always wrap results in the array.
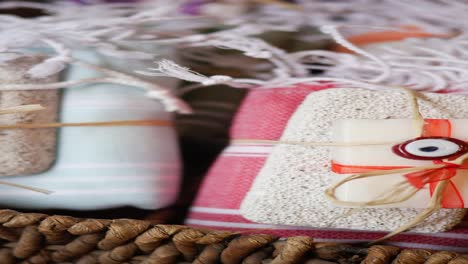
[{"xmin": 0, "ymin": 210, "xmax": 466, "ymax": 263}]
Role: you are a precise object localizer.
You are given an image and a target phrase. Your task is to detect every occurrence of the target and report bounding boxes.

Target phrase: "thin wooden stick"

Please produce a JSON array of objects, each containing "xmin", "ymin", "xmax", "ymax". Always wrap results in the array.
[
  {"xmin": 324, "ymin": 165, "xmax": 444, "ymax": 207},
  {"xmin": 0, "ymin": 120, "xmax": 172, "ymax": 129},
  {"xmin": 232, "ymin": 139, "xmax": 397, "ymax": 147},
  {"xmin": 371, "ymin": 180, "xmax": 448, "ymax": 243},
  {"xmin": 0, "ymin": 104, "xmax": 45, "ymax": 115},
  {"xmin": 0, "ymin": 181, "xmax": 52, "ymax": 194},
  {"xmin": 392, "ymin": 85, "xmax": 425, "ymax": 137}
]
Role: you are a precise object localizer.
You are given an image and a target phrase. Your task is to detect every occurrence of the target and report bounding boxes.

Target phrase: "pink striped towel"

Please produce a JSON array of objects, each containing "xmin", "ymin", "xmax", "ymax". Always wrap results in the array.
[{"xmin": 185, "ymin": 83, "xmax": 468, "ymax": 253}]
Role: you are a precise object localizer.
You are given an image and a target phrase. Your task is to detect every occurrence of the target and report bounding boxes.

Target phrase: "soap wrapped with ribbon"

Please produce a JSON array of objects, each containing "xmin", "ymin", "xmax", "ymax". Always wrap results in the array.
[{"xmin": 332, "ymin": 119, "xmax": 468, "ymax": 209}]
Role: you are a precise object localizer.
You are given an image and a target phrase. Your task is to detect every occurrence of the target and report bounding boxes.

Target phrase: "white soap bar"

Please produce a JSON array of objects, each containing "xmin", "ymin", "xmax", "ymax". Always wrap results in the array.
[{"xmin": 331, "ymin": 119, "xmax": 468, "ymax": 208}]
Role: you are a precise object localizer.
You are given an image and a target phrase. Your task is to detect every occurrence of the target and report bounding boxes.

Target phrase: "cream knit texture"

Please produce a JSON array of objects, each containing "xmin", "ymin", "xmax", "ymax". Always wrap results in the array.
[{"xmin": 241, "ymin": 88, "xmax": 467, "ymax": 232}]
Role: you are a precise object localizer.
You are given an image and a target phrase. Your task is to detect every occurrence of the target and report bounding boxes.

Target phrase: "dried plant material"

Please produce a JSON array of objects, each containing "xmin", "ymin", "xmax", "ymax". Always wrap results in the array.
[
  {"xmin": 392, "ymin": 249, "xmax": 432, "ymax": 264},
  {"xmin": 362, "ymin": 246, "xmax": 400, "ymax": 264},
  {"xmin": 3, "ymin": 213, "xmax": 46, "ymax": 228},
  {"xmin": 144, "ymin": 242, "xmax": 180, "ymax": 264},
  {"xmin": 270, "ymin": 237, "xmax": 314, "ymax": 264},
  {"xmin": 195, "ymin": 231, "xmax": 235, "ymax": 245},
  {"xmin": 0, "ymin": 249, "xmax": 15, "ymax": 264},
  {"xmin": 135, "ymin": 225, "xmax": 186, "ymax": 253},
  {"xmin": 220, "ymin": 234, "xmax": 277, "ymax": 264},
  {"xmin": 98, "ymin": 220, "xmax": 150, "ymax": 250},
  {"xmin": 172, "ymin": 229, "xmax": 205, "ymax": 261},
  {"xmin": 67, "ymin": 220, "xmax": 111, "ymax": 236},
  {"xmin": 98, "ymin": 243, "xmax": 138, "ymax": 264},
  {"xmin": 315, "ymin": 243, "xmax": 366, "ymax": 262},
  {"xmin": 76, "ymin": 255, "xmax": 99, "ymax": 264},
  {"xmin": 193, "ymin": 243, "xmax": 226, "ymax": 264},
  {"xmin": 0, "ymin": 225, "xmax": 19, "ymax": 242},
  {"xmin": 0, "ymin": 209, "xmax": 18, "ymax": 224},
  {"xmin": 51, "ymin": 234, "xmax": 101, "ymax": 263},
  {"xmin": 23, "ymin": 250, "xmax": 51, "ymax": 264},
  {"xmin": 425, "ymin": 252, "xmax": 459, "ymax": 264},
  {"xmin": 13, "ymin": 226, "xmax": 42, "ymax": 259},
  {"xmin": 38, "ymin": 215, "xmax": 79, "ymax": 244},
  {"xmin": 449, "ymin": 255, "xmax": 468, "ymax": 264},
  {"xmin": 243, "ymin": 246, "xmax": 274, "ymax": 264}
]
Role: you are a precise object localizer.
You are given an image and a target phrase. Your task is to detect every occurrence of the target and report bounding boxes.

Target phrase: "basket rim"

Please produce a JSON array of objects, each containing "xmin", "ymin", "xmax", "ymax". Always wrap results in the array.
[{"xmin": 0, "ymin": 209, "xmax": 466, "ymax": 263}]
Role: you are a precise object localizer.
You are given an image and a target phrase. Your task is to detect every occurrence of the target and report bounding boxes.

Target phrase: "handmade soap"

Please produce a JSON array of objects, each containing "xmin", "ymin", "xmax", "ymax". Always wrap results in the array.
[{"xmin": 332, "ymin": 119, "xmax": 468, "ymax": 208}]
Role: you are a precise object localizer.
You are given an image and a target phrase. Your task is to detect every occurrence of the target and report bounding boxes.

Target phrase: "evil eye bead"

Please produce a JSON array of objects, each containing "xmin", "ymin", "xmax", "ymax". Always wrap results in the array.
[
  {"xmin": 405, "ymin": 139, "xmax": 459, "ymax": 157},
  {"xmin": 393, "ymin": 137, "xmax": 468, "ymax": 160}
]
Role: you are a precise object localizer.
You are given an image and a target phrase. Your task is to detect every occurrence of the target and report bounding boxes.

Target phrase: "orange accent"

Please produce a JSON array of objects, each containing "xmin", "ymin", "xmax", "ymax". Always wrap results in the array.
[
  {"xmin": 332, "ymin": 119, "xmax": 466, "ymax": 208},
  {"xmin": 331, "ymin": 162, "xmax": 409, "ymax": 174},
  {"xmin": 423, "ymin": 119, "xmax": 451, "ymax": 137},
  {"xmin": 439, "ymin": 181, "xmax": 465, "ymax": 208},
  {"xmin": 332, "ymin": 25, "xmax": 450, "ymax": 53},
  {"xmin": 406, "ymin": 165, "xmax": 464, "ymax": 208}
]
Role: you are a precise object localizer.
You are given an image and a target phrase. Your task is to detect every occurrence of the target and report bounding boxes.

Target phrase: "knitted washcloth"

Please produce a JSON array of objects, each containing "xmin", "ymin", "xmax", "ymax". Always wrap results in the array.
[
  {"xmin": 241, "ymin": 88, "xmax": 468, "ymax": 232},
  {"xmin": 0, "ymin": 56, "xmax": 59, "ymax": 176}
]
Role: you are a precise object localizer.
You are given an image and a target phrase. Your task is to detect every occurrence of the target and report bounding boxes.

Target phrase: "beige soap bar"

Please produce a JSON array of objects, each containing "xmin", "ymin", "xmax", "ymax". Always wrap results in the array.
[
  {"xmin": 332, "ymin": 119, "xmax": 468, "ymax": 208},
  {"xmin": 0, "ymin": 56, "xmax": 60, "ymax": 176}
]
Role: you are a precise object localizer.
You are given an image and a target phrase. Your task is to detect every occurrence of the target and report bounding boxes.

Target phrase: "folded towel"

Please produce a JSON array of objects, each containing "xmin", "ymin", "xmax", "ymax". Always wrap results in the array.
[
  {"xmin": 0, "ymin": 51, "xmax": 181, "ymax": 210},
  {"xmin": 186, "ymin": 85, "xmax": 468, "ymax": 252},
  {"xmin": 241, "ymin": 88, "xmax": 467, "ymax": 233}
]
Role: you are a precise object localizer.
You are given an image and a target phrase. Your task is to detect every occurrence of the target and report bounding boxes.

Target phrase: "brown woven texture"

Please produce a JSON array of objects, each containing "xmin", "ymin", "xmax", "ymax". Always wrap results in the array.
[{"xmin": 0, "ymin": 210, "xmax": 466, "ymax": 264}]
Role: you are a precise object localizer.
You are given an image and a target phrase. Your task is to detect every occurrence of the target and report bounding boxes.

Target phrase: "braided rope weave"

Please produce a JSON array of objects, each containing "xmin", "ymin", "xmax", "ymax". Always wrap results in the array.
[{"xmin": 0, "ymin": 210, "xmax": 466, "ymax": 263}]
